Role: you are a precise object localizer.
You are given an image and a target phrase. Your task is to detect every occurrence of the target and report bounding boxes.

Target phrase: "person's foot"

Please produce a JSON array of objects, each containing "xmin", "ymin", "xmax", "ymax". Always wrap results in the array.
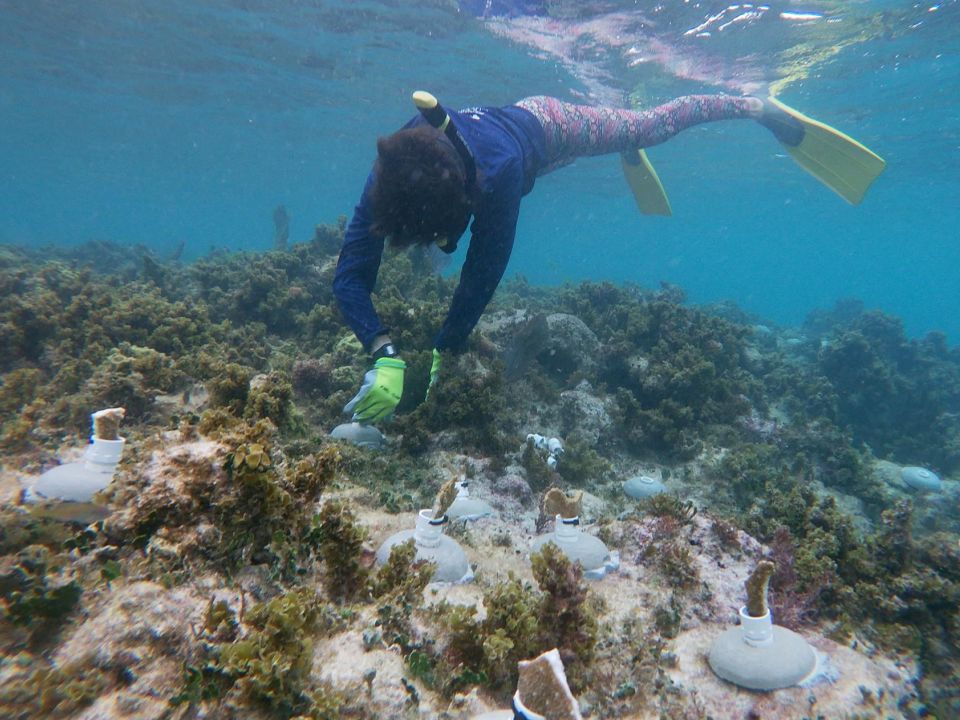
[{"xmin": 756, "ymin": 97, "xmax": 805, "ymax": 146}]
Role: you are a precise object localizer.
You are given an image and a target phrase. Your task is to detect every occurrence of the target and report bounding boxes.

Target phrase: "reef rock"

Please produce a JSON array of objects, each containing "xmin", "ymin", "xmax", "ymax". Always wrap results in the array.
[
  {"xmin": 560, "ymin": 380, "xmax": 612, "ymax": 445},
  {"xmin": 55, "ymin": 581, "xmax": 206, "ymax": 720},
  {"xmin": 313, "ymin": 626, "xmax": 452, "ymax": 718},
  {"xmin": 106, "ymin": 436, "xmax": 227, "ymax": 546},
  {"xmin": 541, "ymin": 313, "xmax": 600, "ymax": 378}
]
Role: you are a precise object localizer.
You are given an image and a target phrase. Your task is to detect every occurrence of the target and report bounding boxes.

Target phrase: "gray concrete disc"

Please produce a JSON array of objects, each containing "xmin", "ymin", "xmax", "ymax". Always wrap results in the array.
[{"xmin": 708, "ymin": 625, "xmax": 817, "ymax": 691}]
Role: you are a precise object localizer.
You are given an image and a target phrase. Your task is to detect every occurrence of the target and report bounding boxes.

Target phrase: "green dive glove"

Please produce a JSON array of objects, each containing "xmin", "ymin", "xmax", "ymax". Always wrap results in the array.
[
  {"xmin": 344, "ymin": 357, "xmax": 406, "ymax": 424},
  {"xmin": 425, "ymin": 348, "xmax": 442, "ymax": 401},
  {"xmin": 429, "ymin": 349, "xmax": 442, "ymax": 388}
]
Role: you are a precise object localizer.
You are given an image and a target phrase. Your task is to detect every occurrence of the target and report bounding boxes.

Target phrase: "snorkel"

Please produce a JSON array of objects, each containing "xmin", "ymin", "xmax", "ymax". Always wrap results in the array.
[{"xmin": 412, "ymin": 90, "xmax": 475, "ymax": 254}]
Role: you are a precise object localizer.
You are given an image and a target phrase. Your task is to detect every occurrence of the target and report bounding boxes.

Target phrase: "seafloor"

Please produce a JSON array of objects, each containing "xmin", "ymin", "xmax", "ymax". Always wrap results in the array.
[{"xmin": 0, "ymin": 224, "xmax": 957, "ymax": 719}]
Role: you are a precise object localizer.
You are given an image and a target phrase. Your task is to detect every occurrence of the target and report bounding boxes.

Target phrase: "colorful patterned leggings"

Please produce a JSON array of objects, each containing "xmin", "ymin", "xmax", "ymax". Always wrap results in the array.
[{"xmin": 515, "ymin": 95, "xmax": 758, "ymax": 175}]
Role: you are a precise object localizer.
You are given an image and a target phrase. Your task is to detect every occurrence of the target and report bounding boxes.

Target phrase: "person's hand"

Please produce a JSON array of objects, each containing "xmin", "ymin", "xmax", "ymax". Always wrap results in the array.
[{"xmin": 344, "ymin": 357, "xmax": 406, "ymax": 423}]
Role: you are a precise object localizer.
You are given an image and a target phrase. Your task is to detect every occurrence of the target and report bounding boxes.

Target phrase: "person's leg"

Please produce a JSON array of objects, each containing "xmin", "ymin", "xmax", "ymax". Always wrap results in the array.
[{"xmin": 516, "ymin": 95, "xmax": 761, "ymax": 174}]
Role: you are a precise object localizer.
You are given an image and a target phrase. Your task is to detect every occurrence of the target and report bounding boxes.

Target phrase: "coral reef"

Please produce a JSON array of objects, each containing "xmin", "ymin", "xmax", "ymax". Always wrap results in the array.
[
  {"xmin": 559, "ymin": 282, "xmax": 757, "ymax": 458},
  {"xmin": 814, "ymin": 309, "xmax": 960, "ymax": 474},
  {"xmin": 0, "ymin": 233, "xmax": 958, "ymax": 718}
]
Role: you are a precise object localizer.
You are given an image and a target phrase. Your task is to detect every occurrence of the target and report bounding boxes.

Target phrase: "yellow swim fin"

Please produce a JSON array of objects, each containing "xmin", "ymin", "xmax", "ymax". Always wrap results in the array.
[
  {"xmin": 763, "ymin": 97, "xmax": 886, "ymax": 205},
  {"xmin": 621, "ymin": 149, "xmax": 672, "ymax": 216}
]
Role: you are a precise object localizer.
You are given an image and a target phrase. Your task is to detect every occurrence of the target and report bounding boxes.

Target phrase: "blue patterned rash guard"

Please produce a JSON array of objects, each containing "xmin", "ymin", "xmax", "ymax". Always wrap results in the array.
[{"xmin": 333, "ymin": 104, "xmax": 547, "ymax": 353}]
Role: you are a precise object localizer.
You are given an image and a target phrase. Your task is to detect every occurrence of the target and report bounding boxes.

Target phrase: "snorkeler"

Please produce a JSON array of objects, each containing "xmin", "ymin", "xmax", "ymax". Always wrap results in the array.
[{"xmin": 333, "ymin": 91, "xmax": 885, "ymax": 424}]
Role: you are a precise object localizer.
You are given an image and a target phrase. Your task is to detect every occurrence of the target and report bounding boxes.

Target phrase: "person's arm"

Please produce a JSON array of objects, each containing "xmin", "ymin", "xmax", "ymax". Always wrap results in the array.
[
  {"xmin": 334, "ymin": 172, "xmax": 406, "ymax": 424},
  {"xmin": 332, "ymin": 171, "xmax": 391, "ymax": 353},
  {"xmin": 434, "ymin": 169, "xmax": 524, "ymax": 352}
]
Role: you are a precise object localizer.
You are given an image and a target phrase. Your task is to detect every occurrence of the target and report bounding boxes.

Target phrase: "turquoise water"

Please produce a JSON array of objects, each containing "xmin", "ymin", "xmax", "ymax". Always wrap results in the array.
[{"xmin": 2, "ymin": 0, "xmax": 958, "ymax": 339}]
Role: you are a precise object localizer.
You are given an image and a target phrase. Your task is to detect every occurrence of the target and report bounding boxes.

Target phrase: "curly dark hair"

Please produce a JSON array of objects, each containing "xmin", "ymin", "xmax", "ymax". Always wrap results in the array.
[{"xmin": 370, "ymin": 125, "xmax": 472, "ymax": 249}]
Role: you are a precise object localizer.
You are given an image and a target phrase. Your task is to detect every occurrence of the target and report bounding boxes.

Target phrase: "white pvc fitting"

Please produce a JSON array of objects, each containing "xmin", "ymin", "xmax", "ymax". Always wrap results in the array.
[
  {"xmin": 554, "ymin": 515, "xmax": 580, "ymax": 544},
  {"xmin": 546, "ymin": 455, "xmax": 558, "ymax": 470},
  {"xmin": 739, "ymin": 606, "xmax": 774, "ymax": 648},
  {"xmin": 526, "ymin": 433, "xmax": 548, "ymax": 450},
  {"xmin": 547, "ymin": 437, "xmax": 563, "ymax": 455},
  {"xmin": 414, "ymin": 509, "xmax": 444, "ymax": 548},
  {"xmin": 84, "ymin": 436, "xmax": 126, "ymax": 471}
]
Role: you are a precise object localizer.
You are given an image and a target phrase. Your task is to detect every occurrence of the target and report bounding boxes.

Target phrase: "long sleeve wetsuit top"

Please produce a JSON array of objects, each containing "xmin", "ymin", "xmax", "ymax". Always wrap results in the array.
[{"xmin": 333, "ymin": 95, "xmax": 756, "ymax": 353}]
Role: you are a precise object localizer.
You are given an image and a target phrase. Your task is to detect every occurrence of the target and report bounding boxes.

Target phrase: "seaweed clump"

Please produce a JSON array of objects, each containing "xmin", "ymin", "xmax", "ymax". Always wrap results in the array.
[
  {"xmin": 748, "ymin": 485, "xmax": 960, "ymax": 713},
  {"xmin": 174, "ymin": 588, "xmax": 347, "ymax": 718},
  {"xmin": 560, "ymin": 282, "xmax": 756, "ymax": 458},
  {"xmin": 437, "ymin": 543, "xmax": 598, "ymax": 695},
  {"xmin": 120, "ymin": 429, "xmax": 343, "ymax": 581},
  {"xmin": 369, "ymin": 539, "xmax": 436, "ymax": 654},
  {"xmin": 308, "ymin": 500, "xmax": 369, "ymax": 604},
  {"xmin": 404, "ymin": 351, "xmax": 511, "ymax": 456}
]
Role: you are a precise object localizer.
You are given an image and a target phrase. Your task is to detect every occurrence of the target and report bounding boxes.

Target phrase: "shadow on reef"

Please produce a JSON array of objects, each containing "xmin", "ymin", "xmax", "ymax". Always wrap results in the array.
[{"xmin": 1, "ymin": 229, "xmax": 959, "ymax": 717}]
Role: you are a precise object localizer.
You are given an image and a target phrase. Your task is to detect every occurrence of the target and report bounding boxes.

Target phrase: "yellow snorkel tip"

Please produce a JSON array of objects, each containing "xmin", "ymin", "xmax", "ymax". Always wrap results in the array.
[
  {"xmin": 412, "ymin": 90, "xmax": 449, "ymax": 131},
  {"xmin": 412, "ymin": 90, "xmax": 438, "ymax": 111}
]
